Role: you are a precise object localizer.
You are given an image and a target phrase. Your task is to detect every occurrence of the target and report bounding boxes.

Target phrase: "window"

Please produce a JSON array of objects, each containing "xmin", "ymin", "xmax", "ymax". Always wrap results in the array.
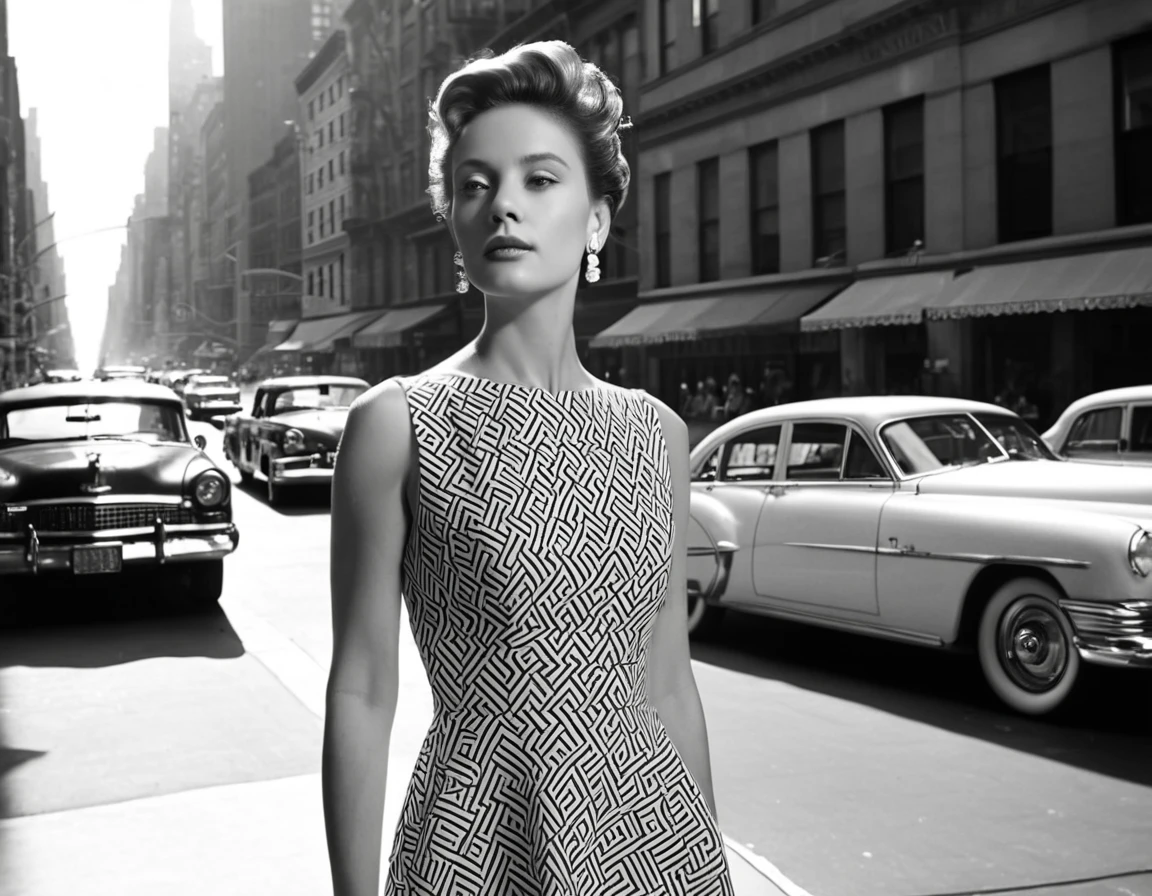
[
  {"xmin": 328, "ymin": 120, "xmax": 335, "ymax": 143},
  {"xmin": 307, "ymin": 270, "xmax": 314, "ymax": 295},
  {"xmin": 751, "ymin": 0, "xmax": 775, "ymax": 26},
  {"xmin": 1131, "ymin": 406, "xmax": 1152, "ymax": 453},
  {"xmin": 328, "ymin": 263, "xmax": 335, "ymax": 303},
  {"xmin": 811, "ymin": 120, "xmax": 846, "ymax": 265},
  {"xmin": 697, "ymin": 157, "xmax": 720, "ymax": 282},
  {"xmin": 319, "ymin": 214, "xmax": 325, "ymax": 239},
  {"xmin": 340, "ymin": 112, "xmax": 345, "ymax": 138},
  {"xmin": 328, "ymin": 158, "xmax": 335, "ymax": 181},
  {"xmin": 319, "ymin": 91, "xmax": 325, "ymax": 112},
  {"xmin": 308, "ymin": 99, "xmax": 314, "ymax": 121},
  {"xmin": 785, "ymin": 423, "xmax": 847, "ymax": 481},
  {"xmin": 339, "ymin": 150, "xmax": 345, "ymax": 175},
  {"xmin": 996, "ymin": 65, "xmax": 1052, "ymax": 242},
  {"xmin": 318, "ymin": 127, "xmax": 324, "ymax": 149},
  {"xmin": 884, "ymin": 97, "xmax": 925, "ymax": 256},
  {"xmin": 1115, "ymin": 31, "xmax": 1152, "ymax": 225},
  {"xmin": 329, "ymin": 199, "xmax": 336, "ymax": 232},
  {"xmin": 659, "ymin": 0, "xmax": 676, "ymax": 75},
  {"xmin": 693, "ymin": 446, "xmax": 722, "ymax": 482},
  {"xmin": 1065, "ymin": 406, "xmax": 1123, "ymax": 455},
  {"xmin": 749, "ymin": 141, "xmax": 779, "ymax": 275},
  {"xmin": 339, "ymin": 253, "xmax": 346, "ymax": 304},
  {"xmin": 339, "ymin": 193, "xmax": 345, "ymax": 220},
  {"xmin": 655, "ymin": 172, "xmax": 671, "ymax": 287},
  {"xmin": 699, "ymin": 0, "xmax": 720, "ymax": 55},
  {"xmin": 720, "ymin": 426, "xmax": 781, "ymax": 481},
  {"xmin": 844, "ymin": 431, "xmax": 888, "ymax": 480},
  {"xmin": 307, "ymin": 173, "xmax": 314, "ymax": 195}
]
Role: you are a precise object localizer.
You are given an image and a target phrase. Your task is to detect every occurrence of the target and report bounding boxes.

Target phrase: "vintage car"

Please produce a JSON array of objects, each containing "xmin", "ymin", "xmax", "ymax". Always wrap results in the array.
[
  {"xmin": 43, "ymin": 368, "xmax": 84, "ymax": 384},
  {"xmin": 223, "ymin": 375, "xmax": 368, "ymax": 505},
  {"xmin": 1041, "ymin": 385, "xmax": 1152, "ymax": 466},
  {"xmin": 686, "ymin": 395, "xmax": 1152, "ymax": 716},
  {"xmin": 183, "ymin": 374, "xmax": 243, "ymax": 421},
  {"xmin": 0, "ymin": 380, "xmax": 239, "ymax": 604},
  {"xmin": 94, "ymin": 364, "xmax": 148, "ymax": 382}
]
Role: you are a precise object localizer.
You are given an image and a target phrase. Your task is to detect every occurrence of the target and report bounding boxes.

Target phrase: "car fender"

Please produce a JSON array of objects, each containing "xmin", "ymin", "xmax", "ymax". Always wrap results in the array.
[
  {"xmin": 876, "ymin": 491, "xmax": 1148, "ymax": 642},
  {"xmin": 686, "ymin": 490, "xmax": 740, "ymax": 602}
]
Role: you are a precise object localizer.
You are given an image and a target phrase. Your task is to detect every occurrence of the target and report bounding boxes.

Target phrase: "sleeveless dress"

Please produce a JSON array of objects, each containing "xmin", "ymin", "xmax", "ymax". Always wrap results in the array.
[{"xmin": 385, "ymin": 371, "xmax": 734, "ymax": 896}]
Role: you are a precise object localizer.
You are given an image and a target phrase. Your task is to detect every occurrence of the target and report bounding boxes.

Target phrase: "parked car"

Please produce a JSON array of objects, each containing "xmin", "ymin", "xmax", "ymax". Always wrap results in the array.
[
  {"xmin": 686, "ymin": 395, "xmax": 1152, "ymax": 716},
  {"xmin": 43, "ymin": 369, "xmax": 84, "ymax": 384},
  {"xmin": 0, "ymin": 380, "xmax": 239, "ymax": 605},
  {"xmin": 1042, "ymin": 385, "xmax": 1152, "ymax": 465},
  {"xmin": 94, "ymin": 364, "xmax": 148, "ymax": 382},
  {"xmin": 183, "ymin": 374, "xmax": 242, "ymax": 421},
  {"xmin": 164, "ymin": 369, "xmax": 207, "ymax": 396},
  {"xmin": 223, "ymin": 375, "xmax": 368, "ymax": 505}
]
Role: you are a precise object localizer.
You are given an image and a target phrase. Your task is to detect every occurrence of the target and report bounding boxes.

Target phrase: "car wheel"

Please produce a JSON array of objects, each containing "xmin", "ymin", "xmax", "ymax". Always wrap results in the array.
[
  {"xmin": 238, "ymin": 468, "xmax": 254, "ymax": 486},
  {"xmin": 686, "ymin": 590, "xmax": 725, "ymax": 639},
  {"xmin": 977, "ymin": 577, "xmax": 1080, "ymax": 716}
]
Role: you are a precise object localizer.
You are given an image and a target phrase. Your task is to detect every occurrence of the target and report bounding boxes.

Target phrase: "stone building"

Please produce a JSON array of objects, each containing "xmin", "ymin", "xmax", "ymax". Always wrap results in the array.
[{"xmin": 592, "ymin": 0, "xmax": 1152, "ymax": 424}]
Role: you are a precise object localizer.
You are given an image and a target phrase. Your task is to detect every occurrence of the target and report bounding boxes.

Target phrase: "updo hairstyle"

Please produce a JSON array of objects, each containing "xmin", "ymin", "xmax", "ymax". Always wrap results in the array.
[{"xmin": 427, "ymin": 40, "xmax": 631, "ymax": 223}]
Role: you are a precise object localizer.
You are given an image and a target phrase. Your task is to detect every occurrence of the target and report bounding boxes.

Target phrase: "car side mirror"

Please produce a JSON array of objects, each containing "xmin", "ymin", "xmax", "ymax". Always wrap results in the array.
[{"xmin": 194, "ymin": 434, "xmax": 207, "ymax": 450}]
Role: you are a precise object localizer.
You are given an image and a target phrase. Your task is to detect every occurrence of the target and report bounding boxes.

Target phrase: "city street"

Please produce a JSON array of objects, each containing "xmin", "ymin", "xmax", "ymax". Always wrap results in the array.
[{"xmin": 0, "ymin": 413, "xmax": 1150, "ymax": 896}]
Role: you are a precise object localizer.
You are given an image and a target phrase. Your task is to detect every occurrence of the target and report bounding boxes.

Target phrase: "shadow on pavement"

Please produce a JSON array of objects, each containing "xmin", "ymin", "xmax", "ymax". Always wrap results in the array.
[{"xmin": 691, "ymin": 611, "xmax": 1152, "ymax": 788}]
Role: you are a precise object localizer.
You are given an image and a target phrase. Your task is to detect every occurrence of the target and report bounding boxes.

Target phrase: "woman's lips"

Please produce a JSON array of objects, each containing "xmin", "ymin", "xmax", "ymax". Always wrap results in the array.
[{"xmin": 484, "ymin": 247, "xmax": 532, "ymax": 260}]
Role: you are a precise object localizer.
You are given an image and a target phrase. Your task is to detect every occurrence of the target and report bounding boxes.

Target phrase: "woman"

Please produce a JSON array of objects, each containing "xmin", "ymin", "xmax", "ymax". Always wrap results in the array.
[{"xmin": 323, "ymin": 41, "xmax": 733, "ymax": 896}]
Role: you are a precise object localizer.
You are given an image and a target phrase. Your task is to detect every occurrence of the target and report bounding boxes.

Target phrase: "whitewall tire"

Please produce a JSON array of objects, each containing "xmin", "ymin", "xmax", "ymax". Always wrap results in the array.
[{"xmin": 977, "ymin": 577, "xmax": 1080, "ymax": 716}]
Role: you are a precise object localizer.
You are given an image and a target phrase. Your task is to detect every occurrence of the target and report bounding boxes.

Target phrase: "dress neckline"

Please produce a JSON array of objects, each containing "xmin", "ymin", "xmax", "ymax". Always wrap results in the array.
[{"xmin": 429, "ymin": 370, "xmax": 622, "ymax": 399}]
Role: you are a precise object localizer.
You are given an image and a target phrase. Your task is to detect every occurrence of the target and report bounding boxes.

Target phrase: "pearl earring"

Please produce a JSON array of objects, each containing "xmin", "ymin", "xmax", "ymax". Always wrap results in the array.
[
  {"xmin": 585, "ymin": 236, "xmax": 600, "ymax": 284},
  {"xmin": 454, "ymin": 250, "xmax": 469, "ymax": 294}
]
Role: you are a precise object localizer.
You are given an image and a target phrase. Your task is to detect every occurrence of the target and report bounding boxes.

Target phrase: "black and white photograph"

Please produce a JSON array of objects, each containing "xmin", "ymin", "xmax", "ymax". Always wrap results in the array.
[{"xmin": 1, "ymin": 0, "xmax": 1151, "ymax": 894}]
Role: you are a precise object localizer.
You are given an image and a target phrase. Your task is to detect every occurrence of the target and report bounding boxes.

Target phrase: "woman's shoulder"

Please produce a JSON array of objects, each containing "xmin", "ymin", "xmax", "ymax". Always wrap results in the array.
[{"xmin": 338, "ymin": 378, "xmax": 413, "ymax": 462}]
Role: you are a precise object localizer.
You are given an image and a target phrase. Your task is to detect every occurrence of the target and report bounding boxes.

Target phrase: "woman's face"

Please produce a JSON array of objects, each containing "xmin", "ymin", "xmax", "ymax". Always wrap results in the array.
[{"xmin": 449, "ymin": 103, "xmax": 608, "ymax": 301}]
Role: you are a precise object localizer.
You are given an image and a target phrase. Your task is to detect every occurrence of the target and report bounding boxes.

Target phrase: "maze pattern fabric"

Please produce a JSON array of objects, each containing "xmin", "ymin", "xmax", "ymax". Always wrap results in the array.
[{"xmin": 384, "ymin": 372, "xmax": 734, "ymax": 896}]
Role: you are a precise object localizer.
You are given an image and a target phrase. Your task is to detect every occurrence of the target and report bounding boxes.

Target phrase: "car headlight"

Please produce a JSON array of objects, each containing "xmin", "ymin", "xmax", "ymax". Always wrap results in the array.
[
  {"xmin": 1128, "ymin": 529, "xmax": 1152, "ymax": 577},
  {"xmin": 193, "ymin": 470, "xmax": 229, "ymax": 508},
  {"xmin": 283, "ymin": 428, "xmax": 306, "ymax": 454}
]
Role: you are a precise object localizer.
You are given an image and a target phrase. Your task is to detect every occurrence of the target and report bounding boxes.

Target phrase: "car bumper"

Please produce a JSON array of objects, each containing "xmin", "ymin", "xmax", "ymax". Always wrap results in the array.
[
  {"xmin": 1062, "ymin": 599, "xmax": 1152, "ymax": 668},
  {"xmin": 270, "ymin": 454, "xmax": 335, "ymax": 488},
  {"xmin": 189, "ymin": 402, "xmax": 243, "ymax": 415},
  {"xmin": 0, "ymin": 525, "xmax": 240, "ymax": 575}
]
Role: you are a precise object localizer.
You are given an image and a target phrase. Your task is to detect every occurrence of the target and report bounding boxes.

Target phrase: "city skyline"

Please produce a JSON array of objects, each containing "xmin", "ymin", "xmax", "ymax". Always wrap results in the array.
[{"xmin": 7, "ymin": 0, "xmax": 223, "ymax": 373}]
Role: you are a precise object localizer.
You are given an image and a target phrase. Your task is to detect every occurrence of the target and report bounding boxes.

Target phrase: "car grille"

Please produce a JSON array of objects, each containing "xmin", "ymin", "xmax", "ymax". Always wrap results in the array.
[{"xmin": 0, "ymin": 503, "xmax": 199, "ymax": 533}]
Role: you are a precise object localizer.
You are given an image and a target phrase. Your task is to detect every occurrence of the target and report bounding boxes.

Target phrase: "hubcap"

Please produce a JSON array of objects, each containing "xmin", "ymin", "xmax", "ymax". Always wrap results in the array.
[{"xmin": 998, "ymin": 597, "xmax": 1069, "ymax": 693}]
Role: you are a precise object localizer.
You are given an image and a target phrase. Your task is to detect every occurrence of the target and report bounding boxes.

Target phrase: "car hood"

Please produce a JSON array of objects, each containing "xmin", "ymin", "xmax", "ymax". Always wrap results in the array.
[
  {"xmin": 271, "ymin": 408, "xmax": 350, "ymax": 439},
  {"xmin": 0, "ymin": 440, "xmax": 196, "ymax": 503},
  {"xmin": 916, "ymin": 459, "xmax": 1152, "ymax": 507}
]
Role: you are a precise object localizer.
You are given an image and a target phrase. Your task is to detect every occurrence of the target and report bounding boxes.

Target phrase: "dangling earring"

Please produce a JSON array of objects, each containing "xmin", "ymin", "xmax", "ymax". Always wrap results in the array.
[
  {"xmin": 454, "ymin": 250, "xmax": 469, "ymax": 294},
  {"xmin": 584, "ymin": 236, "xmax": 600, "ymax": 284}
]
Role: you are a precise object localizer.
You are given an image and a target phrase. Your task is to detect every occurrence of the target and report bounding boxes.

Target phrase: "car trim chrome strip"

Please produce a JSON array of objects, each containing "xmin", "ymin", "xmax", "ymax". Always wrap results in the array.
[
  {"xmin": 783, "ymin": 541, "xmax": 1091, "ymax": 569},
  {"xmin": 0, "ymin": 523, "xmax": 233, "ymax": 541},
  {"xmin": 2, "ymin": 495, "xmax": 184, "ymax": 508}
]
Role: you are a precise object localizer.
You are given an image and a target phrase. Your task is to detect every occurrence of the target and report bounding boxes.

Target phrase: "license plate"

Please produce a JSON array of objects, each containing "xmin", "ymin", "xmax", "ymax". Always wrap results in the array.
[{"xmin": 73, "ymin": 544, "xmax": 123, "ymax": 575}]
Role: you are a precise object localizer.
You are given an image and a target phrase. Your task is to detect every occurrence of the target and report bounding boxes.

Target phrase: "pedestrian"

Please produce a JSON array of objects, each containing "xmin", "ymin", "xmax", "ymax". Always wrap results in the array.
[{"xmin": 323, "ymin": 40, "xmax": 733, "ymax": 896}]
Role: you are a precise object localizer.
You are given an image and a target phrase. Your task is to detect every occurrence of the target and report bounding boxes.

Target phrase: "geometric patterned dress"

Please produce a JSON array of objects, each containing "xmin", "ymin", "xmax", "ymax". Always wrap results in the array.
[{"xmin": 383, "ymin": 371, "xmax": 734, "ymax": 895}]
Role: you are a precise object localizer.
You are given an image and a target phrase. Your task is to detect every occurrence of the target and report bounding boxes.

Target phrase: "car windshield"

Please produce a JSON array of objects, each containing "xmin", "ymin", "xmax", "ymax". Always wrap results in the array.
[
  {"xmin": 0, "ymin": 401, "xmax": 187, "ymax": 446},
  {"xmin": 271, "ymin": 384, "xmax": 365, "ymax": 412},
  {"xmin": 881, "ymin": 414, "xmax": 1008, "ymax": 475},
  {"xmin": 972, "ymin": 413, "xmax": 1057, "ymax": 461}
]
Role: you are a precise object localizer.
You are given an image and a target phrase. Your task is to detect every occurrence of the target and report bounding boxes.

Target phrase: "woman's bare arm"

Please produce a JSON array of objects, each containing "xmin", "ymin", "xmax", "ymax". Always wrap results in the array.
[
  {"xmin": 643, "ymin": 395, "xmax": 721, "ymax": 822},
  {"xmin": 323, "ymin": 380, "xmax": 413, "ymax": 896}
]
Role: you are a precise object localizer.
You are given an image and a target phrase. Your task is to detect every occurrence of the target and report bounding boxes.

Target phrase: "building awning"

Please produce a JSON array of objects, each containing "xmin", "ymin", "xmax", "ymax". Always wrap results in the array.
[
  {"xmin": 273, "ymin": 311, "xmax": 379, "ymax": 353},
  {"xmin": 193, "ymin": 340, "xmax": 233, "ymax": 360},
  {"xmin": 265, "ymin": 319, "xmax": 298, "ymax": 345},
  {"xmin": 925, "ymin": 245, "xmax": 1152, "ymax": 320},
  {"xmin": 800, "ymin": 272, "xmax": 953, "ymax": 330},
  {"xmin": 588, "ymin": 281, "xmax": 844, "ymax": 348},
  {"xmin": 352, "ymin": 304, "xmax": 448, "ymax": 349}
]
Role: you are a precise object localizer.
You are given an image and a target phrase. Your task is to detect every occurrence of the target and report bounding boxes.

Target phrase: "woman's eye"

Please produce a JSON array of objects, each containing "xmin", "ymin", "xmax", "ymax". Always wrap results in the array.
[
  {"xmin": 528, "ymin": 175, "xmax": 556, "ymax": 188},
  {"xmin": 461, "ymin": 180, "xmax": 488, "ymax": 194}
]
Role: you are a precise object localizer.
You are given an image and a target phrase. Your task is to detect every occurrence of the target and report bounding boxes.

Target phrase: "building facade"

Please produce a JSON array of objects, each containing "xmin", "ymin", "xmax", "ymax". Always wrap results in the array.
[
  {"xmin": 605, "ymin": 0, "xmax": 1152, "ymax": 425},
  {"xmin": 296, "ymin": 29, "xmax": 352, "ymax": 319}
]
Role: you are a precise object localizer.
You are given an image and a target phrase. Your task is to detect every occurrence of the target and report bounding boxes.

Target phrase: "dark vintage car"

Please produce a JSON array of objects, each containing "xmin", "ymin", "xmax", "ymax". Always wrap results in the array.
[
  {"xmin": 183, "ymin": 374, "xmax": 243, "ymax": 421},
  {"xmin": 0, "ymin": 380, "xmax": 240, "ymax": 605},
  {"xmin": 223, "ymin": 375, "xmax": 368, "ymax": 505}
]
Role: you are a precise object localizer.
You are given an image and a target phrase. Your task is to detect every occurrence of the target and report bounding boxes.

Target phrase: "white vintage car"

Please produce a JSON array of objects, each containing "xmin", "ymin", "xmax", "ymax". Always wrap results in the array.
[
  {"xmin": 1041, "ymin": 385, "xmax": 1152, "ymax": 465},
  {"xmin": 685, "ymin": 396, "xmax": 1152, "ymax": 716}
]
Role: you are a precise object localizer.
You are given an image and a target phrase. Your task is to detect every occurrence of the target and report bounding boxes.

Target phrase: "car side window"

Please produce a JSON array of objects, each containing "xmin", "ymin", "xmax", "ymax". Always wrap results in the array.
[
  {"xmin": 719, "ymin": 426, "xmax": 781, "ymax": 482},
  {"xmin": 843, "ymin": 431, "xmax": 888, "ymax": 480},
  {"xmin": 1065, "ymin": 406, "xmax": 1122, "ymax": 454},
  {"xmin": 1130, "ymin": 406, "xmax": 1152, "ymax": 453},
  {"xmin": 252, "ymin": 391, "xmax": 266, "ymax": 418},
  {"xmin": 693, "ymin": 447, "xmax": 721, "ymax": 482},
  {"xmin": 785, "ymin": 423, "xmax": 848, "ymax": 481}
]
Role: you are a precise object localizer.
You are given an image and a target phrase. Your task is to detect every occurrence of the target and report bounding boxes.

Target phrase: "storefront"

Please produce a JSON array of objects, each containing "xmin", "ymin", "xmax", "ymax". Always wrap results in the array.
[
  {"xmin": 589, "ymin": 272, "xmax": 849, "ymax": 409},
  {"xmin": 270, "ymin": 310, "xmax": 381, "ymax": 377},
  {"xmin": 243, "ymin": 319, "xmax": 299, "ymax": 380},
  {"xmin": 350, "ymin": 302, "xmax": 455, "ymax": 383}
]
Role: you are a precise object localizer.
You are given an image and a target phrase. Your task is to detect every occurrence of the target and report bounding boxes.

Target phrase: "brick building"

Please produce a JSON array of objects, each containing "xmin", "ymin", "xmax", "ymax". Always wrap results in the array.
[{"xmin": 590, "ymin": 0, "xmax": 1152, "ymax": 425}]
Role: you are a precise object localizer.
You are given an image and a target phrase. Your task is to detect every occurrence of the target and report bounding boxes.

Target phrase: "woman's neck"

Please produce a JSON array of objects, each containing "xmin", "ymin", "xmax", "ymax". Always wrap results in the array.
[{"xmin": 465, "ymin": 286, "xmax": 591, "ymax": 391}]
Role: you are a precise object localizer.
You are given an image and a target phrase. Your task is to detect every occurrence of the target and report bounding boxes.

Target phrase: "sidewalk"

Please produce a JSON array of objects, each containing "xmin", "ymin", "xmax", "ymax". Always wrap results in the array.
[{"xmin": 0, "ymin": 773, "xmax": 790, "ymax": 896}]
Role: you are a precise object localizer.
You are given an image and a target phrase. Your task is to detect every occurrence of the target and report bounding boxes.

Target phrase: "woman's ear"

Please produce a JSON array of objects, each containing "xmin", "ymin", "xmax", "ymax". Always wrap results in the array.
[{"xmin": 588, "ymin": 197, "xmax": 611, "ymax": 248}]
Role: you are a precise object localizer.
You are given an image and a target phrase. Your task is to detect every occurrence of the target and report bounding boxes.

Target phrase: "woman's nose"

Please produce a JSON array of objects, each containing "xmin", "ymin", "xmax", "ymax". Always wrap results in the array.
[{"xmin": 490, "ymin": 182, "xmax": 522, "ymax": 224}]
